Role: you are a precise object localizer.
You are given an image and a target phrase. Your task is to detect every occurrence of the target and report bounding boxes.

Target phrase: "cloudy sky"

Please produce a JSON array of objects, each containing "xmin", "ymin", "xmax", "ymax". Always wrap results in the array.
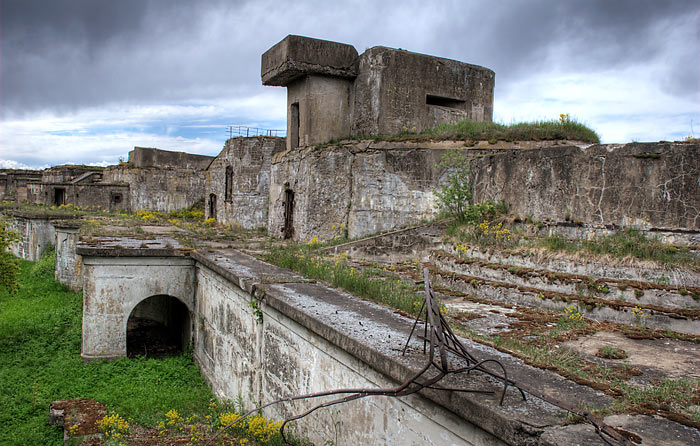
[{"xmin": 1, "ymin": 0, "xmax": 698, "ymax": 169}]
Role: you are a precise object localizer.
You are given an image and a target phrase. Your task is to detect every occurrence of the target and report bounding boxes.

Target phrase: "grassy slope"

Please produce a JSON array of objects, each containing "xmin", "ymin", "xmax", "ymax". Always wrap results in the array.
[{"xmin": 0, "ymin": 259, "xmax": 213, "ymax": 445}]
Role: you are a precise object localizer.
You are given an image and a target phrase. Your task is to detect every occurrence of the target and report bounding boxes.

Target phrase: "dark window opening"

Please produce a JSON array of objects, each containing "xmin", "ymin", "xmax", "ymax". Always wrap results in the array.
[
  {"xmin": 126, "ymin": 295, "xmax": 191, "ymax": 358},
  {"xmin": 208, "ymin": 193, "xmax": 217, "ymax": 220},
  {"xmin": 111, "ymin": 193, "xmax": 122, "ymax": 204},
  {"xmin": 290, "ymin": 103, "xmax": 300, "ymax": 149},
  {"xmin": 54, "ymin": 188, "xmax": 66, "ymax": 206},
  {"xmin": 225, "ymin": 166, "xmax": 233, "ymax": 202},
  {"xmin": 426, "ymin": 94, "xmax": 466, "ymax": 109},
  {"xmin": 283, "ymin": 189, "xmax": 294, "ymax": 239}
]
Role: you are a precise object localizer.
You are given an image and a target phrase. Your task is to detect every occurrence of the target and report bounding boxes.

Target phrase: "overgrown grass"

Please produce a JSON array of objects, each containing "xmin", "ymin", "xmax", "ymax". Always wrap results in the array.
[
  {"xmin": 537, "ymin": 229, "xmax": 699, "ymax": 268},
  {"xmin": 0, "ymin": 256, "xmax": 214, "ymax": 445},
  {"xmin": 263, "ymin": 245, "xmax": 422, "ymax": 314},
  {"xmin": 421, "ymin": 119, "xmax": 600, "ymax": 143}
]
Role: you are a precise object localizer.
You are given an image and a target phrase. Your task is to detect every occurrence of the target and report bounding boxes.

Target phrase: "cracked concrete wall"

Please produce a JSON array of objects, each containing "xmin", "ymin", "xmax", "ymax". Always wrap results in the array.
[
  {"xmin": 205, "ymin": 137, "xmax": 285, "ymax": 228},
  {"xmin": 470, "ymin": 142, "xmax": 700, "ymax": 230},
  {"xmin": 270, "ymin": 141, "xmax": 700, "ymax": 243},
  {"xmin": 193, "ymin": 262, "xmax": 502, "ymax": 446},
  {"xmin": 269, "ymin": 142, "xmax": 444, "ymax": 242}
]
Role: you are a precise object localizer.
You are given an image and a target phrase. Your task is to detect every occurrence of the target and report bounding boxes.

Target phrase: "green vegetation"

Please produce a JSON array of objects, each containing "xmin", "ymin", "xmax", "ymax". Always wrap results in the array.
[
  {"xmin": 263, "ymin": 245, "xmax": 422, "ymax": 314},
  {"xmin": 434, "ymin": 150, "xmax": 473, "ymax": 222},
  {"xmin": 315, "ymin": 115, "xmax": 600, "ymax": 147},
  {"xmin": 420, "ymin": 115, "xmax": 600, "ymax": 143},
  {"xmin": 0, "ymin": 256, "xmax": 214, "ymax": 445},
  {"xmin": 0, "ymin": 218, "xmax": 20, "ymax": 293},
  {"xmin": 537, "ymin": 229, "xmax": 699, "ymax": 268}
]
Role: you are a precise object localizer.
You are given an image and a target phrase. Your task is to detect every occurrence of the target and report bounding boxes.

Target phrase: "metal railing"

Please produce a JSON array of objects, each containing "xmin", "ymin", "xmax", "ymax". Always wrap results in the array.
[{"xmin": 226, "ymin": 125, "xmax": 286, "ymax": 138}]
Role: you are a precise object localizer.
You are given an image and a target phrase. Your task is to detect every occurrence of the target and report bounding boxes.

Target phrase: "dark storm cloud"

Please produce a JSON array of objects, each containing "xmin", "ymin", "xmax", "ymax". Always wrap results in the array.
[
  {"xmin": 1, "ymin": 0, "xmax": 698, "ymax": 118},
  {"xmin": 434, "ymin": 0, "xmax": 699, "ymax": 90}
]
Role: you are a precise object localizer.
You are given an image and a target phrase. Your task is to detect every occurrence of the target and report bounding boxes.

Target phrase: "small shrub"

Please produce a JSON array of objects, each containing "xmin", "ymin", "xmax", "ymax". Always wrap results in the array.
[{"xmin": 596, "ymin": 346, "xmax": 628, "ymax": 359}]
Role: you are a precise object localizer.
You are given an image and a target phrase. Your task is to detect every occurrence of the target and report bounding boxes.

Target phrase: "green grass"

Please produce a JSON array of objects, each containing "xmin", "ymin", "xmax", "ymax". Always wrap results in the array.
[
  {"xmin": 263, "ymin": 245, "xmax": 422, "ymax": 314},
  {"xmin": 314, "ymin": 118, "xmax": 600, "ymax": 148},
  {"xmin": 420, "ymin": 119, "xmax": 600, "ymax": 143},
  {"xmin": 0, "ymin": 258, "xmax": 214, "ymax": 445},
  {"xmin": 538, "ymin": 229, "xmax": 699, "ymax": 268}
]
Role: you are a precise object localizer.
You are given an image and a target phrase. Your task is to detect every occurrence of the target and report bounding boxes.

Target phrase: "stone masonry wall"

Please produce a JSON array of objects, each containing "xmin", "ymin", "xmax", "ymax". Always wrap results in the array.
[
  {"xmin": 269, "ymin": 141, "xmax": 700, "ymax": 242},
  {"xmin": 205, "ymin": 137, "xmax": 285, "ymax": 228}
]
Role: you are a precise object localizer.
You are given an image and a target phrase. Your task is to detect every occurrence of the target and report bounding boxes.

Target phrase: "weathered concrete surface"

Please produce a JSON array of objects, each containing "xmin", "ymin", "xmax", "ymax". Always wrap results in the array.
[
  {"xmin": 471, "ymin": 142, "xmax": 700, "ymax": 230},
  {"xmin": 77, "ymin": 238, "xmax": 195, "ymax": 360},
  {"xmin": 4, "ymin": 211, "xmax": 74, "ymax": 261},
  {"xmin": 205, "ymin": 137, "xmax": 285, "ymax": 228},
  {"xmin": 269, "ymin": 142, "xmax": 445, "ymax": 241},
  {"xmin": 270, "ymin": 141, "xmax": 700, "ymax": 242},
  {"xmin": 54, "ymin": 221, "xmax": 83, "ymax": 292},
  {"xmin": 128, "ymin": 146, "xmax": 214, "ymax": 170},
  {"xmin": 26, "ymin": 181, "xmax": 130, "ymax": 212},
  {"xmin": 261, "ymin": 35, "xmax": 358, "ymax": 86},
  {"xmin": 540, "ymin": 414, "xmax": 700, "ymax": 446},
  {"xmin": 103, "ymin": 166, "xmax": 207, "ymax": 212},
  {"xmin": 351, "ymin": 46, "xmax": 494, "ymax": 137},
  {"xmin": 262, "ymin": 35, "xmax": 494, "ymax": 148},
  {"xmin": 190, "ymin": 249, "xmax": 630, "ymax": 446}
]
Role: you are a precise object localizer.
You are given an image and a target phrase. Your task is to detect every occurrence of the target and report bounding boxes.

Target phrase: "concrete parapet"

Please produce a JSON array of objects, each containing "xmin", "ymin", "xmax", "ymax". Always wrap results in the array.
[{"xmin": 261, "ymin": 35, "xmax": 358, "ymax": 86}]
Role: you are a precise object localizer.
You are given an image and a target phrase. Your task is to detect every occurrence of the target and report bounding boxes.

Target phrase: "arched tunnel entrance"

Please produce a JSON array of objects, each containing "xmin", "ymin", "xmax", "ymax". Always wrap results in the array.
[{"xmin": 126, "ymin": 295, "xmax": 192, "ymax": 358}]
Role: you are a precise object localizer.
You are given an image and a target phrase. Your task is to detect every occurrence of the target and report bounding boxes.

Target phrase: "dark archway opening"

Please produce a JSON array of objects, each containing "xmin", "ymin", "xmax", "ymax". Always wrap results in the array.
[
  {"xmin": 126, "ymin": 295, "xmax": 191, "ymax": 358},
  {"xmin": 208, "ymin": 193, "xmax": 217, "ymax": 220},
  {"xmin": 283, "ymin": 188, "xmax": 294, "ymax": 239}
]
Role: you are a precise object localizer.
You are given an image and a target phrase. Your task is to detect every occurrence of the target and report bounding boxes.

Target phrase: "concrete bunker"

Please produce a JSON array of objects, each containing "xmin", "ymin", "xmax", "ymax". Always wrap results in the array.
[
  {"xmin": 262, "ymin": 35, "xmax": 495, "ymax": 150},
  {"xmin": 126, "ymin": 294, "xmax": 192, "ymax": 357}
]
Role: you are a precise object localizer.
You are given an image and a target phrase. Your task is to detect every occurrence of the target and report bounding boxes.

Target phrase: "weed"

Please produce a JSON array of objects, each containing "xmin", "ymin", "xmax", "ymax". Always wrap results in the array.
[{"xmin": 596, "ymin": 346, "xmax": 628, "ymax": 360}]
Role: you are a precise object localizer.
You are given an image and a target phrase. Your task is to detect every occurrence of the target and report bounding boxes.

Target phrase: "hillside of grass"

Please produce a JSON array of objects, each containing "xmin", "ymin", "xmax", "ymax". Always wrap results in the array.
[{"xmin": 0, "ymin": 255, "xmax": 214, "ymax": 445}]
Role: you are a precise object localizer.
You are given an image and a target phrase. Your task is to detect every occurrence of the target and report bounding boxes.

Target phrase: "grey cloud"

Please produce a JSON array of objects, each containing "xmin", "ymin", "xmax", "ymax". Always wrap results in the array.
[{"xmin": 1, "ymin": 0, "xmax": 698, "ymax": 118}]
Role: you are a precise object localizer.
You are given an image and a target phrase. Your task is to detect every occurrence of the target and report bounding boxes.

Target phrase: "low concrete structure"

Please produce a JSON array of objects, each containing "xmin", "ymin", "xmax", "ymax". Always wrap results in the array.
[
  {"xmin": 262, "ymin": 35, "xmax": 494, "ymax": 150},
  {"xmin": 204, "ymin": 136, "xmax": 285, "ymax": 227},
  {"xmin": 0, "ymin": 169, "xmax": 42, "ymax": 201}
]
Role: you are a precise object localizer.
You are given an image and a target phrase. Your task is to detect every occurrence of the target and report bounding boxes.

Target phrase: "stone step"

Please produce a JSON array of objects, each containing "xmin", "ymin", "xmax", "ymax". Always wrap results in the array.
[
  {"xmin": 438, "ymin": 244, "xmax": 700, "ymax": 287},
  {"xmin": 431, "ymin": 250, "xmax": 700, "ymax": 311},
  {"xmin": 428, "ymin": 255, "xmax": 700, "ymax": 335}
]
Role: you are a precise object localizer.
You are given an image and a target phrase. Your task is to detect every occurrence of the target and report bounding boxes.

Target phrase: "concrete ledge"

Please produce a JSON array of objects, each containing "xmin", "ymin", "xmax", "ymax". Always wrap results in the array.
[{"xmin": 261, "ymin": 35, "xmax": 358, "ymax": 86}]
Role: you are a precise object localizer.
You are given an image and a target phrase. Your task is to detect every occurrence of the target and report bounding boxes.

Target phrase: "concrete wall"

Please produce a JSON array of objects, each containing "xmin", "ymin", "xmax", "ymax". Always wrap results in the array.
[
  {"xmin": 269, "ymin": 142, "xmax": 445, "ymax": 242},
  {"xmin": 351, "ymin": 47, "xmax": 494, "ymax": 137},
  {"xmin": 27, "ymin": 182, "xmax": 130, "ymax": 212},
  {"xmin": 103, "ymin": 167, "xmax": 207, "ymax": 212},
  {"xmin": 470, "ymin": 142, "xmax": 700, "ymax": 230},
  {"xmin": 269, "ymin": 141, "xmax": 700, "ymax": 242},
  {"xmin": 54, "ymin": 224, "xmax": 83, "ymax": 292},
  {"xmin": 205, "ymin": 137, "xmax": 285, "ymax": 228},
  {"xmin": 80, "ymin": 255, "xmax": 195, "ymax": 360},
  {"xmin": 128, "ymin": 147, "xmax": 214, "ymax": 170},
  {"xmin": 5, "ymin": 213, "xmax": 60, "ymax": 261},
  {"xmin": 286, "ymin": 75, "xmax": 354, "ymax": 149},
  {"xmin": 193, "ymin": 260, "xmax": 502, "ymax": 446}
]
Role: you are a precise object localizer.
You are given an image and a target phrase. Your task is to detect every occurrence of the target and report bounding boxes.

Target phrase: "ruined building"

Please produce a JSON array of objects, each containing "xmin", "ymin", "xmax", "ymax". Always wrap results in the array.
[{"xmin": 1, "ymin": 147, "xmax": 214, "ymax": 213}]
